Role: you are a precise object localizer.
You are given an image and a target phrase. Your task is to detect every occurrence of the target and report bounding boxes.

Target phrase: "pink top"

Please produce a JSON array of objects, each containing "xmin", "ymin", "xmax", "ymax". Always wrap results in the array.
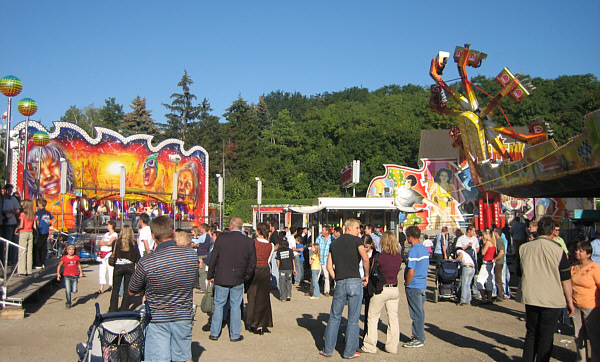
[{"xmin": 19, "ymin": 213, "xmax": 35, "ymax": 232}]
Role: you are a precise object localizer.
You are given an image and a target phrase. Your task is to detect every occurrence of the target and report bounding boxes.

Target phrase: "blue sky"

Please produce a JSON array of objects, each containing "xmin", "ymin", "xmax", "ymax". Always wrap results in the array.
[{"xmin": 1, "ymin": 1, "xmax": 599, "ymax": 130}]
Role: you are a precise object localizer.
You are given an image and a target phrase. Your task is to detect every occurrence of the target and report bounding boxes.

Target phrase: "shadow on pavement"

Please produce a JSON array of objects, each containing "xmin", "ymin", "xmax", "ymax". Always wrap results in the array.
[
  {"xmin": 425, "ymin": 322, "xmax": 519, "ymax": 361},
  {"xmin": 191, "ymin": 341, "xmax": 205, "ymax": 361}
]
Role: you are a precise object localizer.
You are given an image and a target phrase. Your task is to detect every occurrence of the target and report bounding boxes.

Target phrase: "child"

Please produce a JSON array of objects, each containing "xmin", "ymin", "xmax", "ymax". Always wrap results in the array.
[
  {"xmin": 34, "ymin": 198, "xmax": 54, "ymax": 269},
  {"xmin": 293, "ymin": 235, "xmax": 305, "ymax": 286},
  {"xmin": 190, "ymin": 226, "xmax": 201, "ymax": 247},
  {"xmin": 175, "ymin": 231, "xmax": 192, "ymax": 247},
  {"xmin": 16, "ymin": 199, "xmax": 36, "ymax": 276},
  {"xmin": 56, "ymin": 245, "xmax": 83, "ymax": 308},
  {"xmin": 276, "ymin": 239, "xmax": 296, "ymax": 301},
  {"xmin": 309, "ymin": 243, "xmax": 321, "ymax": 299}
]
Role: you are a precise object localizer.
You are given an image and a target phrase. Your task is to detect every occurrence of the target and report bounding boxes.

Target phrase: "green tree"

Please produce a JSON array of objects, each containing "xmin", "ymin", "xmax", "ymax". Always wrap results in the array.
[
  {"xmin": 60, "ymin": 105, "xmax": 100, "ymax": 137},
  {"xmin": 163, "ymin": 70, "xmax": 201, "ymax": 143},
  {"xmin": 99, "ymin": 97, "xmax": 124, "ymax": 131},
  {"xmin": 121, "ymin": 97, "xmax": 157, "ymax": 136}
]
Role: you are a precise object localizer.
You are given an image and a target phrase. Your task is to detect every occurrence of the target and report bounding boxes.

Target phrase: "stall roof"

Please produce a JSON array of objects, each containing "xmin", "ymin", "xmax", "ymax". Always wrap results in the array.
[{"xmin": 314, "ymin": 197, "xmax": 397, "ymax": 211}]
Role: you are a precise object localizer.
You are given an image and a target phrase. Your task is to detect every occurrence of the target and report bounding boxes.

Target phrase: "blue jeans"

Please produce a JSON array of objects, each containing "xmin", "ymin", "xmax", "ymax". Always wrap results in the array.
[
  {"xmin": 405, "ymin": 287, "xmax": 426, "ymax": 343},
  {"xmin": 270, "ymin": 256, "xmax": 279, "ymax": 289},
  {"xmin": 459, "ymin": 266, "xmax": 475, "ymax": 304},
  {"xmin": 64, "ymin": 275, "xmax": 79, "ymax": 306},
  {"xmin": 295, "ymin": 255, "xmax": 304, "ymax": 284},
  {"xmin": 323, "ymin": 278, "xmax": 363, "ymax": 358},
  {"xmin": 502, "ymin": 260, "xmax": 511, "ymax": 297},
  {"xmin": 311, "ymin": 269, "xmax": 321, "ymax": 297},
  {"xmin": 145, "ymin": 320, "xmax": 193, "ymax": 362},
  {"xmin": 210, "ymin": 283, "xmax": 243, "ymax": 340}
]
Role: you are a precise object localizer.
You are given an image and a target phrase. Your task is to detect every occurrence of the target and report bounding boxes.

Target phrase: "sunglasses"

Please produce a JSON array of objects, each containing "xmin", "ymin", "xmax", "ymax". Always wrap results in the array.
[{"xmin": 144, "ymin": 158, "xmax": 157, "ymax": 168}]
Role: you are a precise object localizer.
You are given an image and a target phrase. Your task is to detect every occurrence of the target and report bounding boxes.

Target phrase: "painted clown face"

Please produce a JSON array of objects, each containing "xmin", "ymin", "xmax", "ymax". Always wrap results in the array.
[
  {"xmin": 177, "ymin": 170, "xmax": 195, "ymax": 203},
  {"xmin": 143, "ymin": 158, "xmax": 158, "ymax": 186}
]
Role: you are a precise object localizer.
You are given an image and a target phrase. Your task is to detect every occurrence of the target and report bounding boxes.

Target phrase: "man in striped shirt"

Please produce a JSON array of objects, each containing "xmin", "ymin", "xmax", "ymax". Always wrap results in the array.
[{"xmin": 129, "ymin": 216, "xmax": 198, "ymax": 362}]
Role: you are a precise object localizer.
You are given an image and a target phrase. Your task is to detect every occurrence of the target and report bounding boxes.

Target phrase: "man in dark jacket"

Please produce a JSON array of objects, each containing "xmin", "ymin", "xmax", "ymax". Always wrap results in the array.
[{"xmin": 208, "ymin": 217, "xmax": 256, "ymax": 342}]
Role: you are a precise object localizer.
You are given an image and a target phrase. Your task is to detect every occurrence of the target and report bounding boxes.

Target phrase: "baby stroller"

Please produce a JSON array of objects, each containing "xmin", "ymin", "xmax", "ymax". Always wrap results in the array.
[
  {"xmin": 76, "ymin": 303, "xmax": 149, "ymax": 361},
  {"xmin": 433, "ymin": 260, "xmax": 459, "ymax": 303}
]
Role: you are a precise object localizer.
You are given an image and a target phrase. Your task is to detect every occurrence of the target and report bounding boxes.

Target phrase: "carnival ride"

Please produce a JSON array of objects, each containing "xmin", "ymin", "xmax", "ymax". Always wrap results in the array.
[{"xmin": 429, "ymin": 43, "xmax": 600, "ymax": 198}]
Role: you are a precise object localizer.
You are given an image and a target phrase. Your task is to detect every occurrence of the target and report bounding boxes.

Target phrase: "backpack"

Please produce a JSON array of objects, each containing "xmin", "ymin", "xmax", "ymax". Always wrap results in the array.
[{"xmin": 367, "ymin": 253, "xmax": 387, "ymax": 297}]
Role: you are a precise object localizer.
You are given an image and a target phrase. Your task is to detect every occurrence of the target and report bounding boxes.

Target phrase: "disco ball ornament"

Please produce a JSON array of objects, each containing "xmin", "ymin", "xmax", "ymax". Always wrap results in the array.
[
  {"xmin": 0, "ymin": 75, "xmax": 23, "ymax": 97},
  {"xmin": 32, "ymin": 131, "xmax": 50, "ymax": 146},
  {"xmin": 18, "ymin": 98, "xmax": 37, "ymax": 116}
]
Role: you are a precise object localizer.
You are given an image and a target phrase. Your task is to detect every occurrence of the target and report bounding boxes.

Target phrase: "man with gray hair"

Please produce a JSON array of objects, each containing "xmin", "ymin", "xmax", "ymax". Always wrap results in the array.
[
  {"xmin": 208, "ymin": 217, "xmax": 256, "ymax": 342},
  {"xmin": 519, "ymin": 216, "xmax": 573, "ymax": 361}
]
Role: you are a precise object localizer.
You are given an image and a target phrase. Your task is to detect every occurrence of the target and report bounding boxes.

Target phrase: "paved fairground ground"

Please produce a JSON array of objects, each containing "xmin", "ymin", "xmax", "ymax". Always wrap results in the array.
[{"xmin": 0, "ymin": 261, "xmax": 577, "ymax": 361}]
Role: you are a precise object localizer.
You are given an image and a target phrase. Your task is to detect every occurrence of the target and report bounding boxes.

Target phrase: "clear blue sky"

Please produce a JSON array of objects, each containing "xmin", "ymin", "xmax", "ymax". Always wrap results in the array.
[{"xmin": 2, "ymin": 1, "xmax": 599, "ymax": 130}]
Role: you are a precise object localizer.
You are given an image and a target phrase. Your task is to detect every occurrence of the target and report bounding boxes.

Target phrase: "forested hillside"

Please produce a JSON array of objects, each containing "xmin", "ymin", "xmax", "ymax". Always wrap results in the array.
[{"xmin": 53, "ymin": 73, "xmax": 600, "ymax": 219}]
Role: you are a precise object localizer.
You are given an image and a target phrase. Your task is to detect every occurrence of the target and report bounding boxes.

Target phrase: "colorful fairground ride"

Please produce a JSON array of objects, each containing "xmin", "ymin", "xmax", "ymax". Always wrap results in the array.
[
  {"xmin": 429, "ymin": 43, "xmax": 600, "ymax": 199},
  {"xmin": 9, "ymin": 121, "xmax": 209, "ymax": 232}
]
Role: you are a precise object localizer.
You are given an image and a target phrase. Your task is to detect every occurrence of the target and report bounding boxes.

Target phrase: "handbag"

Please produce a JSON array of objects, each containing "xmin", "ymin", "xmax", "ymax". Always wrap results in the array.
[
  {"xmin": 201, "ymin": 283, "xmax": 214, "ymax": 314},
  {"xmin": 367, "ymin": 253, "xmax": 386, "ymax": 297},
  {"xmin": 108, "ymin": 255, "xmax": 115, "ymax": 267}
]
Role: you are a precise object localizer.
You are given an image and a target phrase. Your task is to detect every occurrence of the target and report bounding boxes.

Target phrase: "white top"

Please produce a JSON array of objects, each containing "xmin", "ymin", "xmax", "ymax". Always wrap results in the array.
[
  {"xmin": 456, "ymin": 235, "xmax": 479, "ymax": 250},
  {"xmin": 100, "ymin": 231, "xmax": 118, "ymax": 252},
  {"xmin": 423, "ymin": 238, "xmax": 434, "ymax": 248},
  {"xmin": 456, "ymin": 249, "xmax": 474, "ymax": 266},
  {"xmin": 138, "ymin": 225, "xmax": 155, "ymax": 256}
]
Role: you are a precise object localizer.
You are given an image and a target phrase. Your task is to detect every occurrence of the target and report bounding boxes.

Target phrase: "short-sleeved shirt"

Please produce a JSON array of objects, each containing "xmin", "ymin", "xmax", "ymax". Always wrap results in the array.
[
  {"xmin": 457, "ymin": 249, "xmax": 474, "ymax": 266},
  {"xmin": 571, "ymin": 261, "xmax": 600, "ymax": 309},
  {"xmin": 405, "ymin": 243, "xmax": 429, "ymax": 289},
  {"xmin": 138, "ymin": 226, "xmax": 154, "ymax": 256},
  {"xmin": 129, "ymin": 240, "xmax": 198, "ymax": 322},
  {"xmin": 61, "ymin": 255, "xmax": 80, "ymax": 276},
  {"xmin": 329, "ymin": 234, "xmax": 363, "ymax": 281},
  {"xmin": 296, "ymin": 243, "xmax": 305, "ymax": 261},
  {"xmin": 456, "ymin": 235, "xmax": 479, "ymax": 250},
  {"xmin": 276, "ymin": 248, "xmax": 294, "ymax": 271},
  {"xmin": 3, "ymin": 196, "xmax": 20, "ymax": 225},
  {"xmin": 35, "ymin": 209, "xmax": 54, "ymax": 234},
  {"xmin": 19, "ymin": 213, "xmax": 35, "ymax": 232},
  {"xmin": 495, "ymin": 236, "xmax": 506, "ymax": 265},
  {"xmin": 316, "ymin": 235, "xmax": 333, "ymax": 265}
]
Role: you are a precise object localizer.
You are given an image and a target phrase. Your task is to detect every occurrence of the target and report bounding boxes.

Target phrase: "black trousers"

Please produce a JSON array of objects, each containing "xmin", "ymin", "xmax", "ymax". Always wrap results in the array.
[
  {"xmin": 33, "ymin": 233, "xmax": 49, "ymax": 267},
  {"xmin": 109, "ymin": 263, "xmax": 135, "ymax": 312},
  {"xmin": 523, "ymin": 304, "xmax": 561, "ymax": 362}
]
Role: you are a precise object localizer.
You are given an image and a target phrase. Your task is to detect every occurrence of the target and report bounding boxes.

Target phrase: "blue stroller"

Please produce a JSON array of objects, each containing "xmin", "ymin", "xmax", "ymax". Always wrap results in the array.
[{"xmin": 433, "ymin": 260, "xmax": 459, "ymax": 303}]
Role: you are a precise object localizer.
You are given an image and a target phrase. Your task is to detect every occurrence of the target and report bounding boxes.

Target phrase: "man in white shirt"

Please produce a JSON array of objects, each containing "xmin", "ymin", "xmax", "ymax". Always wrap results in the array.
[
  {"xmin": 455, "ymin": 226, "xmax": 480, "ymax": 253},
  {"xmin": 138, "ymin": 213, "xmax": 155, "ymax": 256}
]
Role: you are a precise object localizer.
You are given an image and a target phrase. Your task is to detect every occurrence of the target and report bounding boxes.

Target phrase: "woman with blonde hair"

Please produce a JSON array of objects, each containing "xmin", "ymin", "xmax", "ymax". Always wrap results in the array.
[
  {"xmin": 109, "ymin": 225, "xmax": 139, "ymax": 312},
  {"xmin": 16, "ymin": 199, "xmax": 36, "ymax": 275},
  {"xmin": 476, "ymin": 229, "xmax": 497, "ymax": 305},
  {"xmin": 361, "ymin": 231, "xmax": 403, "ymax": 354}
]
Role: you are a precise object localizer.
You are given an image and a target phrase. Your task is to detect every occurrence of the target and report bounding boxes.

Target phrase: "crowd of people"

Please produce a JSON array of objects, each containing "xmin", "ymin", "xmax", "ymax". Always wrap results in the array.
[{"xmin": 48, "ymin": 213, "xmax": 600, "ymax": 361}]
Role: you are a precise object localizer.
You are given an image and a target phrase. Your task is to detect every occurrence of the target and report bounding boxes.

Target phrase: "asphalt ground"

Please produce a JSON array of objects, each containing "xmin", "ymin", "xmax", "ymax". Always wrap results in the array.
[{"xmin": 0, "ymin": 261, "xmax": 577, "ymax": 361}]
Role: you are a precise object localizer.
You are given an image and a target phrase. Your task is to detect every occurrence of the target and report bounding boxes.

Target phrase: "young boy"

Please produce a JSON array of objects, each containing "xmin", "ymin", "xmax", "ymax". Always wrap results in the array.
[
  {"xmin": 34, "ymin": 198, "xmax": 54, "ymax": 269},
  {"xmin": 276, "ymin": 239, "xmax": 296, "ymax": 301},
  {"xmin": 56, "ymin": 245, "xmax": 83, "ymax": 308}
]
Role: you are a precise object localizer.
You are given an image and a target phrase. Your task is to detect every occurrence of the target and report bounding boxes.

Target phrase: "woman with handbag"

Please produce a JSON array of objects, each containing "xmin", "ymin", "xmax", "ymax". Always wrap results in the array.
[
  {"xmin": 97, "ymin": 220, "xmax": 117, "ymax": 294},
  {"xmin": 361, "ymin": 231, "xmax": 403, "ymax": 354},
  {"xmin": 109, "ymin": 225, "xmax": 139, "ymax": 312},
  {"xmin": 246, "ymin": 222, "xmax": 274, "ymax": 335}
]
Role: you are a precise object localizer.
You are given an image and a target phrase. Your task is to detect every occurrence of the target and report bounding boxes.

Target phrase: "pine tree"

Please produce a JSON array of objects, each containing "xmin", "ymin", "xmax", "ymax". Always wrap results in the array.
[
  {"xmin": 163, "ymin": 70, "xmax": 201, "ymax": 143},
  {"xmin": 122, "ymin": 96, "xmax": 157, "ymax": 136}
]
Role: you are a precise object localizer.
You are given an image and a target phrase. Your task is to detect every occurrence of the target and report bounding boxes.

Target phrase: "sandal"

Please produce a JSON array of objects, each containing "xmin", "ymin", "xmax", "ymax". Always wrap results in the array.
[{"xmin": 95, "ymin": 290, "xmax": 104, "ymax": 294}]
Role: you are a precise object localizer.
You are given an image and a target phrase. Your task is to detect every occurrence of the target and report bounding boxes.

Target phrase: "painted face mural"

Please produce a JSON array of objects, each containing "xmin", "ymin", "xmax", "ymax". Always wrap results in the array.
[{"xmin": 12, "ymin": 122, "xmax": 208, "ymax": 229}]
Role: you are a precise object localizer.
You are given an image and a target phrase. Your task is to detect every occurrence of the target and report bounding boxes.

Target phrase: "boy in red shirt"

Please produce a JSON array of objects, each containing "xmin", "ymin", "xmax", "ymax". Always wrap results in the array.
[{"xmin": 56, "ymin": 245, "xmax": 83, "ymax": 308}]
